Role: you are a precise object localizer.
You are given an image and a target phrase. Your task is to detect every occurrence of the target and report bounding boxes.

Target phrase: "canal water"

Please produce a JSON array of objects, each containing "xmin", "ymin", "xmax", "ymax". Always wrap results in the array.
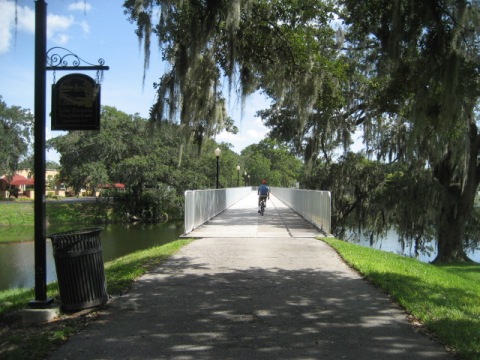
[
  {"xmin": 0, "ymin": 222, "xmax": 185, "ymax": 291},
  {"xmin": 1, "ymin": 224, "xmax": 479, "ymax": 291},
  {"xmin": 345, "ymin": 228, "xmax": 480, "ymax": 263}
]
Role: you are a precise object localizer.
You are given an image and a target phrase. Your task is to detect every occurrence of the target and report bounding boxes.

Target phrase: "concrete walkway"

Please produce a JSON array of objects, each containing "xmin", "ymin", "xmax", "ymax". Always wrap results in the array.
[
  {"xmin": 47, "ymin": 193, "xmax": 450, "ymax": 359},
  {"xmin": 186, "ymin": 193, "xmax": 320, "ymax": 238}
]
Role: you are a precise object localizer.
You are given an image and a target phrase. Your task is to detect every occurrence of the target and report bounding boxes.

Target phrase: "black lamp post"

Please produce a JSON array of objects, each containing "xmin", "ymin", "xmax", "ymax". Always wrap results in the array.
[
  {"xmin": 248, "ymin": 174, "xmax": 250, "ymax": 186},
  {"xmin": 29, "ymin": 0, "xmax": 52, "ymax": 308},
  {"xmin": 215, "ymin": 147, "xmax": 221, "ymax": 189},
  {"xmin": 244, "ymin": 171, "xmax": 247, "ymax": 186},
  {"xmin": 236, "ymin": 165, "xmax": 240, "ymax": 187}
]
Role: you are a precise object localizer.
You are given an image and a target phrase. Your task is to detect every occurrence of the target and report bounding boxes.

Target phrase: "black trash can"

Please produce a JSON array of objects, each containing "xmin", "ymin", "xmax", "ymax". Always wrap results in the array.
[{"xmin": 48, "ymin": 228, "xmax": 108, "ymax": 312}]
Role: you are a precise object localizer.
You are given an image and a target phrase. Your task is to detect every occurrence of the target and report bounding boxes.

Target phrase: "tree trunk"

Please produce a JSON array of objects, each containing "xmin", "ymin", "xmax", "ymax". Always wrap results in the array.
[
  {"xmin": 432, "ymin": 122, "xmax": 480, "ymax": 263},
  {"xmin": 434, "ymin": 190, "xmax": 471, "ymax": 263}
]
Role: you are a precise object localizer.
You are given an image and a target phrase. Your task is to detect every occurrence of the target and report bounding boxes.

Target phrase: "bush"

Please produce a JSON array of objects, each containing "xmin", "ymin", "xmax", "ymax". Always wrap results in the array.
[{"xmin": 112, "ymin": 185, "xmax": 182, "ymax": 223}]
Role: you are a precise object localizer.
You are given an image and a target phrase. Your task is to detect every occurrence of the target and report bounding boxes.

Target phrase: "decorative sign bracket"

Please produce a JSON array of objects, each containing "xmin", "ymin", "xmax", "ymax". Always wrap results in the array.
[{"xmin": 46, "ymin": 46, "xmax": 109, "ymax": 72}]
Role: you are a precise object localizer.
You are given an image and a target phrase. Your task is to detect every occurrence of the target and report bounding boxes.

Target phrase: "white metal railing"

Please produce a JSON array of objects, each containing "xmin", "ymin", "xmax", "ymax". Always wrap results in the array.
[
  {"xmin": 270, "ymin": 187, "xmax": 331, "ymax": 234},
  {"xmin": 184, "ymin": 187, "xmax": 252, "ymax": 234}
]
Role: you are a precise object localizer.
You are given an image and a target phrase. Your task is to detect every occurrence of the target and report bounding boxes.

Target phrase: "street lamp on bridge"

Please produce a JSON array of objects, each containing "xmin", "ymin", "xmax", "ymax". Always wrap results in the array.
[
  {"xmin": 236, "ymin": 165, "xmax": 240, "ymax": 187},
  {"xmin": 214, "ymin": 147, "xmax": 221, "ymax": 189}
]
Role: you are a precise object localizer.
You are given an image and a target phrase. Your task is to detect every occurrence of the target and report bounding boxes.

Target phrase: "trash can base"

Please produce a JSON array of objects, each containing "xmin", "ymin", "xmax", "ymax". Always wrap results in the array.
[{"xmin": 61, "ymin": 295, "xmax": 109, "ymax": 312}]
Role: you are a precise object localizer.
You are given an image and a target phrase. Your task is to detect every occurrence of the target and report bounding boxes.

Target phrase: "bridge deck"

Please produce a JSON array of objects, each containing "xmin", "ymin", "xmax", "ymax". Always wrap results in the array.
[{"xmin": 186, "ymin": 192, "xmax": 321, "ymax": 238}]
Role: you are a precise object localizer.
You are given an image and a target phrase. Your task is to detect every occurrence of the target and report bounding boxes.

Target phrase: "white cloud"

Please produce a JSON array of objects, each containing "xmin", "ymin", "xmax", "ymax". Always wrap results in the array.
[
  {"xmin": 216, "ymin": 130, "xmax": 238, "ymax": 142},
  {"xmin": 0, "ymin": 2, "xmax": 14, "ymax": 53},
  {"xmin": 216, "ymin": 92, "xmax": 271, "ymax": 152},
  {"xmin": 0, "ymin": 1, "xmax": 78, "ymax": 52},
  {"xmin": 0, "ymin": 1, "xmax": 35, "ymax": 53},
  {"xmin": 16, "ymin": 5, "xmax": 35, "ymax": 33},
  {"xmin": 68, "ymin": 2, "xmax": 92, "ymax": 13},
  {"xmin": 246, "ymin": 127, "xmax": 268, "ymax": 140},
  {"xmin": 216, "ymin": 116, "xmax": 269, "ymax": 153},
  {"xmin": 48, "ymin": 14, "xmax": 85, "ymax": 47},
  {"xmin": 78, "ymin": 19, "xmax": 90, "ymax": 34},
  {"xmin": 47, "ymin": 14, "xmax": 75, "ymax": 39},
  {"xmin": 53, "ymin": 33, "xmax": 70, "ymax": 45},
  {"xmin": 254, "ymin": 117, "xmax": 267, "ymax": 126}
]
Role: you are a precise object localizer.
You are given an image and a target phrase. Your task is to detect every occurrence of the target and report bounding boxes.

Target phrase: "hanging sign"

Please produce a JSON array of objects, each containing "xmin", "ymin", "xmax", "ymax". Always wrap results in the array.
[{"xmin": 51, "ymin": 73, "xmax": 100, "ymax": 130}]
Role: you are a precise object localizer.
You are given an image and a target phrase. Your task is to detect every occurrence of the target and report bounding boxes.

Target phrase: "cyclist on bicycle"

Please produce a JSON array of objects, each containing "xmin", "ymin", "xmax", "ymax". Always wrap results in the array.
[{"xmin": 258, "ymin": 179, "xmax": 270, "ymax": 213}]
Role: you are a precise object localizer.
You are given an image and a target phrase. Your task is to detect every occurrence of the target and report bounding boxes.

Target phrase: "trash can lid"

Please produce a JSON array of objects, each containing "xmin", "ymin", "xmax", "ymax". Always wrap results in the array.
[{"xmin": 48, "ymin": 227, "xmax": 104, "ymax": 239}]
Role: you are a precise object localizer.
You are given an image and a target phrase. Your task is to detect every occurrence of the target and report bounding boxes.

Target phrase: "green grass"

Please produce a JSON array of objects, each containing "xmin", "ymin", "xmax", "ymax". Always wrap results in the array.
[
  {"xmin": 0, "ymin": 203, "xmax": 34, "ymax": 226},
  {"xmin": 0, "ymin": 201, "xmax": 113, "ymax": 226},
  {"xmin": 0, "ymin": 239, "xmax": 192, "ymax": 360},
  {"xmin": 0, "ymin": 201, "xmax": 113, "ymax": 242},
  {"xmin": 321, "ymin": 237, "xmax": 480, "ymax": 360}
]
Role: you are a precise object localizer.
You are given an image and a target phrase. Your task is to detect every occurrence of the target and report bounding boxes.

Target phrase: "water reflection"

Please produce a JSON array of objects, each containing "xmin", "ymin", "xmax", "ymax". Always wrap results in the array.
[
  {"xmin": 0, "ymin": 241, "xmax": 56, "ymax": 290},
  {"xmin": 0, "ymin": 222, "xmax": 184, "ymax": 291},
  {"xmin": 99, "ymin": 222, "xmax": 184, "ymax": 262},
  {"xmin": 345, "ymin": 229, "xmax": 480, "ymax": 263}
]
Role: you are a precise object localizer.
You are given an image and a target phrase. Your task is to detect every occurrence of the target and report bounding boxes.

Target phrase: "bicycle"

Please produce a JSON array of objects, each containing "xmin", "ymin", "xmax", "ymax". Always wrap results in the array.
[{"xmin": 259, "ymin": 197, "xmax": 267, "ymax": 216}]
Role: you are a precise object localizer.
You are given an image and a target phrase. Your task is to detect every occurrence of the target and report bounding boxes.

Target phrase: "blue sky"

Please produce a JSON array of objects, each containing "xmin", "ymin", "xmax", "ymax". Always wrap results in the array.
[{"xmin": 0, "ymin": 0, "xmax": 270, "ymax": 162}]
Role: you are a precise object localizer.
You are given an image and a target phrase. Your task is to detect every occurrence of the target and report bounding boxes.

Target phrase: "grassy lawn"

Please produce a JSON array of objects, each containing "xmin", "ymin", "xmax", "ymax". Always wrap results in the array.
[
  {"xmin": 0, "ymin": 200, "xmax": 112, "ymax": 226},
  {"xmin": 321, "ymin": 237, "xmax": 480, "ymax": 360},
  {"xmin": 0, "ymin": 201, "xmax": 113, "ymax": 243},
  {"xmin": 0, "ymin": 202, "xmax": 34, "ymax": 227}
]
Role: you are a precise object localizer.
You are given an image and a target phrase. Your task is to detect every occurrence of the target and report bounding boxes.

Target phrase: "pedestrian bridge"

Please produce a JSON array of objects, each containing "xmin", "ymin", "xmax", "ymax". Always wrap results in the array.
[{"xmin": 183, "ymin": 188, "xmax": 331, "ymax": 238}]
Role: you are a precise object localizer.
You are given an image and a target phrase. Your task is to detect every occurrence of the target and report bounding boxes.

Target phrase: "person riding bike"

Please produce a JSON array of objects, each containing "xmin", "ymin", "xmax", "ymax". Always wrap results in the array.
[{"xmin": 258, "ymin": 179, "xmax": 270, "ymax": 213}]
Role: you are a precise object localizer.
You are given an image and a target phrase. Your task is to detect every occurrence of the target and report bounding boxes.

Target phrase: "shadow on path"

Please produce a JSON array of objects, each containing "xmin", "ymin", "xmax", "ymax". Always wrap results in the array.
[{"xmin": 48, "ymin": 238, "xmax": 450, "ymax": 360}]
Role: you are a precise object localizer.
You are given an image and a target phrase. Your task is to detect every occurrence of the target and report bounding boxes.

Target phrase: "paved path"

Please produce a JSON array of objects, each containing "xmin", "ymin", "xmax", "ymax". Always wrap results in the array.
[{"xmin": 47, "ymin": 193, "xmax": 450, "ymax": 359}]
